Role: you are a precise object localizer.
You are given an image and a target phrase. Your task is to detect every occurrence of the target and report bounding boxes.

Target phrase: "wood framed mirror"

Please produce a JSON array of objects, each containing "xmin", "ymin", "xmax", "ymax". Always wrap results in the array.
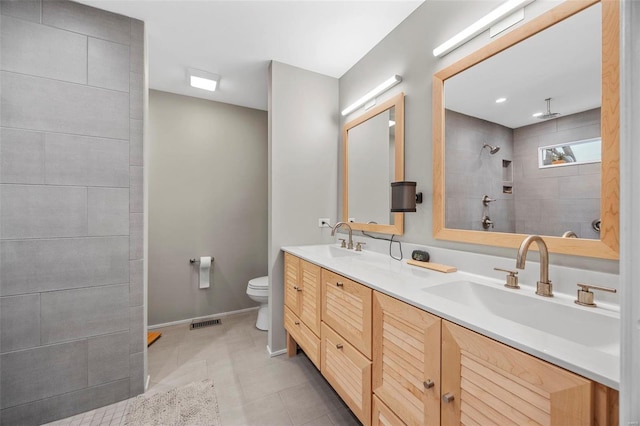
[
  {"xmin": 433, "ymin": 0, "xmax": 619, "ymax": 259},
  {"xmin": 343, "ymin": 92, "xmax": 405, "ymax": 235}
]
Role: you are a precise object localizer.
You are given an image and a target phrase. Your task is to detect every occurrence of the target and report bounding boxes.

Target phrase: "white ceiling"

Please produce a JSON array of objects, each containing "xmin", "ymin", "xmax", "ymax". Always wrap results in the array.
[
  {"xmin": 445, "ymin": 2, "xmax": 601, "ymax": 129},
  {"xmin": 76, "ymin": 0, "xmax": 424, "ymax": 111}
]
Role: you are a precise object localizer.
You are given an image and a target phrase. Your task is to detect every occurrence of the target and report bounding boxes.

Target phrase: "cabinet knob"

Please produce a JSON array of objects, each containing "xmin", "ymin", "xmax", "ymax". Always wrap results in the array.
[
  {"xmin": 293, "ymin": 286, "xmax": 302, "ymax": 292},
  {"xmin": 294, "ymin": 321, "xmax": 300, "ymax": 325},
  {"xmin": 423, "ymin": 380, "xmax": 434, "ymax": 389},
  {"xmin": 442, "ymin": 393, "xmax": 455, "ymax": 403},
  {"xmin": 336, "ymin": 282, "xmax": 344, "ymax": 287},
  {"xmin": 336, "ymin": 343, "xmax": 343, "ymax": 349}
]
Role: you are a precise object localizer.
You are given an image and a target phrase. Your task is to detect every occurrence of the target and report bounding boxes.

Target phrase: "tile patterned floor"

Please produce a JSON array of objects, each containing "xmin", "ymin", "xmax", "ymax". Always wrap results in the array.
[{"xmin": 45, "ymin": 311, "xmax": 360, "ymax": 426}]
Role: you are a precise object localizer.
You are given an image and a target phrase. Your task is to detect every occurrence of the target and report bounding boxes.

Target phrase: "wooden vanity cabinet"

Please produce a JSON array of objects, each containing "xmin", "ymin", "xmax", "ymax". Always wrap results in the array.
[
  {"xmin": 372, "ymin": 292, "xmax": 441, "ymax": 426},
  {"xmin": 321, "ymin": 269, "xmax": 372, "ymax": 358},
  {"xmin": 284, "ymin": 253, "xmax": 322, "ymax": 368},
  {"xmin": 441, "ymin": 320, "xmax": 593, "ymax": 425},
  {"xmin": 321, "ymin": 322, "xmax": 372, "ymax": 425},
  {"xmin": 372, "ymin": 395, "xmax": 405, "ymax": 426}
]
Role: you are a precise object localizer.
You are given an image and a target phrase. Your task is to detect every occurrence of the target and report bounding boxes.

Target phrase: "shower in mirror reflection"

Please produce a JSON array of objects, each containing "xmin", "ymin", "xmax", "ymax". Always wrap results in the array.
[{"xmin": 482, "ymin": 143, "xmax": 501, "ymax": 154}]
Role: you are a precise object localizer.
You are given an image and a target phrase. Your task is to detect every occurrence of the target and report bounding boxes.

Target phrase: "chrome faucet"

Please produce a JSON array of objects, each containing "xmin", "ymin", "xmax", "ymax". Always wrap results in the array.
[
  {"xmin": 516, "ymin": 235, "xmax": 553, "ymax": 297},
  {"xmin": 331, "ymin": 222, "xmax": 353, "ymax": 250}
]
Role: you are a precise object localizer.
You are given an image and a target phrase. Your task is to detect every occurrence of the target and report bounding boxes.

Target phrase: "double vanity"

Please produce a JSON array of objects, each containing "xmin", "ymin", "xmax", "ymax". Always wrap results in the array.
[{"xmin": 282, "ymin": 243, "xmax": 619, "ymax": 425}]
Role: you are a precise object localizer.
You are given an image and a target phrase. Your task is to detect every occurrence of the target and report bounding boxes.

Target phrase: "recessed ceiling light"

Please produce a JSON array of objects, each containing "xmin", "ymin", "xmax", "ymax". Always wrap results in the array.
[
  {"xmin": 532, "ymin": 112, "xmax": 543, "ymax": 117},
  {"xmin": 495, "ymin": 97, "xmax": 507, "ymax": 103},
  {"xmin": 188, "ymin": 68, "xmax": 220, "ymax": 92}
]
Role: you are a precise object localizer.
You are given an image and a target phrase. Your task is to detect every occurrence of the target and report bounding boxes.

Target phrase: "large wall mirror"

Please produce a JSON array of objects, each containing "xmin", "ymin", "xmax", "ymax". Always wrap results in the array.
[
  {"xmin": 343, "ymin": 93, "xmax": 405, "ymax": 235},
  {"xmin": 433, "ymin": 0, "xmax": 619, "ymax": 259}
]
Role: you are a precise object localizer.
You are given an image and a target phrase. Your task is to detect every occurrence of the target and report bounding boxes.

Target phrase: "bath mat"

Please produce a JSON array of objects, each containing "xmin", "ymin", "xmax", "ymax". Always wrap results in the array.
[{"xmin": 125, "ymin": 380, "xmax": 221, "ymax": 426}]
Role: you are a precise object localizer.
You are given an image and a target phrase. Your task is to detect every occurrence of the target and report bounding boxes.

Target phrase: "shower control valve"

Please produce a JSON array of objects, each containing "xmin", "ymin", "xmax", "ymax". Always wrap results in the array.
[
  {"xmin": 481, "ymin": 215, "xmax": 494, "ymax": 229},
  {"xmin": 482, "ymin": 195, "xmax": 496, "ymax": 206}
]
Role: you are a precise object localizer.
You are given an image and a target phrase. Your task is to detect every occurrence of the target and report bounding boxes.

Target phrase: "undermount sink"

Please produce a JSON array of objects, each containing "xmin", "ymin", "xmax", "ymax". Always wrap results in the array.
[
  {"xmin": 301, "ymin": 245, "xmax": 362, "ymax": 258},
  {"xmin": 422, "ymin": 280, "xmax": 619, "ymax": 355}
]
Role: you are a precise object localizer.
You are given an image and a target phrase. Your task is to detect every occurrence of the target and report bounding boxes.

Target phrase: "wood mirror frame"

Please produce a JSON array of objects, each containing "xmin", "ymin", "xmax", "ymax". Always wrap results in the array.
[
  {"xmin": 343, "ymin": 92, "xmax": 405, "ymax": 235},
  {"xmin": 432, "ymin": 0, "xmax": 619, "ymax": 259}
]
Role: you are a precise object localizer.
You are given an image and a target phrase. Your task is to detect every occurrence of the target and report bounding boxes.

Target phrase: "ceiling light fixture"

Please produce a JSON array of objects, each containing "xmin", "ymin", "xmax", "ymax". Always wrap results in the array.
[
  {"xmin": 188, "ymin": 68, "xmax": 220, "ymax": 92},
  {"xmin": 495, "ymin": 97, "xmax": 507, "ymax": 103},
  {"xmin": 432, "ymin": 0, "xmax": 536, "ymax": 57},
  {"xmin": 341, "ymin": 75, "xmax": 402, "ymax": 116}
]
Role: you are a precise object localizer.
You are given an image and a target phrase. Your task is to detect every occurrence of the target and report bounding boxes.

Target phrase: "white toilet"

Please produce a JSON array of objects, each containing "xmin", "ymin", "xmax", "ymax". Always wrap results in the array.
[{"xmin": 246, "ymin": 276, "xmax": 269, "ymax": 330}]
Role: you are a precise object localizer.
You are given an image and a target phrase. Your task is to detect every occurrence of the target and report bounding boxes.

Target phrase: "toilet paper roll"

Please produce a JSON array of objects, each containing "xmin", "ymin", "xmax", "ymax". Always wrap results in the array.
[{"xmin": 199, "ymin": 256, "xmax": 211, "ymax": 289}]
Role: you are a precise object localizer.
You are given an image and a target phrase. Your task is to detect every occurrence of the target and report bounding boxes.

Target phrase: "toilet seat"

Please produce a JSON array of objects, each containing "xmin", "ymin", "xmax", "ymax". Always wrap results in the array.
[{"xmin": 248, "ymin": 276, "xmax": 269, "ymax": 290}]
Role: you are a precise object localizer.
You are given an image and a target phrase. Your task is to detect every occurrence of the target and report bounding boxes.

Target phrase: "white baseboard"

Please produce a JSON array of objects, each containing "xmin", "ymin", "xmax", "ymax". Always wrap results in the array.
[
  {"xmin": 148, "ymin": 306, "xmax": 259, "ymax": 330},
  {"xmin": 267, "ymin": 345, "xmax": 287, "ymax": 357}
]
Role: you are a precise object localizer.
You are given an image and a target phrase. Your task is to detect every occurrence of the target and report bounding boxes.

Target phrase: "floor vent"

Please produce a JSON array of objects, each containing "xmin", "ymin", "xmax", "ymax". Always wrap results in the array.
[{"xmin": 190, "ymin": 318, "xmax": 222, "ymax": 330}]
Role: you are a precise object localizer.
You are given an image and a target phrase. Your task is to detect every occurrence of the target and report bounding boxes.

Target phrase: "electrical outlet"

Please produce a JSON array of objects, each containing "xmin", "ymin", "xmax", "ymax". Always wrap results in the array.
[{"xmin": 318, "ymin": 218, "xmax": 331, "ymax": 228}]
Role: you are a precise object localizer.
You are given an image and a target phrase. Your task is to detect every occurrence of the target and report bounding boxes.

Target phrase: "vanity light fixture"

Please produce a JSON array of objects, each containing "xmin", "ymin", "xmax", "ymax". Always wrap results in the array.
[
  {"xmin": 495, "ymin": 97, "xmax": 507, "ymax": 103},
  {"xmin": 391, "ymin": 181, "xmax": 423, "ymax": 212},
  {"xmin": 188, "ymin": 68, "xmax": 220, "ymax": 92},
  {"xmin": 341, "ymin": 75, "xmax": 402, "ymax": 116},
  {"xmin": 432, "ymin": 0, "xmax": 535, "ymax": 57}
]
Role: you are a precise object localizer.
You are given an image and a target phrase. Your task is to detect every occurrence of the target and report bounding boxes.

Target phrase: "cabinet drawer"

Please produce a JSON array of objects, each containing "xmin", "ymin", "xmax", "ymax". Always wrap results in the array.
[
  {"xmin": 321, "ymin": 322, "xmax": 372, "ymax": 426},
  {"xmin": 373, "ymin": 291, "xmax": 441, "ymax": 426},
  {"xmin": 372, "ymin": 395, "xmax": 405, "ymax": 426},
  {"xmin": 321, "ymin": 269, "xmax": 372, "ymax": 358},
  {"xmin": 285, "ymin": 306, "xmax": 321, "ymax": 369}
]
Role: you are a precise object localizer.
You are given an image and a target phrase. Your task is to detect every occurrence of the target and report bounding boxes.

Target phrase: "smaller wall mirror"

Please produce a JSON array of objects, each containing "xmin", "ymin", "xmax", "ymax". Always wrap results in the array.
[{"xmin": 343, "ymin": 93, "xmax": 405, "ymax": 235}]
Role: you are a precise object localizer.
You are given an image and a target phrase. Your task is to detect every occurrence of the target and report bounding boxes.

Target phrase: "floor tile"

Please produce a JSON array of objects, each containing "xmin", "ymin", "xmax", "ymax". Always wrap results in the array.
[
  {"xmin": 45, "ymin": 310, "xmax": 359, "ymax": 426},
  {"xmin": 219, "ymin": 393, "xmax": 293, "ymax": 426}
]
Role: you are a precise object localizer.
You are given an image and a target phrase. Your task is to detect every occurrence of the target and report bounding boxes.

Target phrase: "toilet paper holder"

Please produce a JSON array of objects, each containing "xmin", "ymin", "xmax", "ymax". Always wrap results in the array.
[{"xmin": 190, "ymin": 257, "xmax": 214, "ymax": 264}]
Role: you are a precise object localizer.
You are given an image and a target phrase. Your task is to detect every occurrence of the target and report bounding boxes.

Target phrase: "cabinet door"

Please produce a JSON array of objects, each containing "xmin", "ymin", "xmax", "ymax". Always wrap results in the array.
[
  {"xmin": 284, "ymin": 253, "xmax": 301, "ymax": 314},
  {"xmin": 284, "ymin": 306, "xmax": 321, "ymax": 369},
  {"xmin": 321, "ymin": 322, "xmax": 372, "ymax": 426},
  {"xmin": 299, "ymin": 260, "xmax": 321, "ymax": 336},
  {"xmin": 372, "ymin": 292, "xmax": 440, "ymax": 426},
  {"xmin": 322, "ymin": 269, "xmax": 372, "ymax": 358},
  {"xmin": 441, "ymin": 320, "xmax": 593, "ymax": 426},
  {"xmin": 372, "ymin": 395, "xmax": 405, "ymax": 426}
]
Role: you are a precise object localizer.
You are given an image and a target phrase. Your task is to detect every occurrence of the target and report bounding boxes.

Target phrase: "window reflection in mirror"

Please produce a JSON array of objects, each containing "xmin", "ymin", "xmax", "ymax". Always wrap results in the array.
[{"xmin": 539, "ymin": 137, "xmax": 601, "ymax": 168}]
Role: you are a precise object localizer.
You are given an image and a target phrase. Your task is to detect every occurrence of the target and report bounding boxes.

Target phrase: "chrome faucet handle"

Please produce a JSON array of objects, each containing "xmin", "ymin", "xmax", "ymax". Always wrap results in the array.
[
  {"xmin": 338, "ymin": 238, "xmax": 346, "ymax": 248},
  {"xmin": 575, "ymin": 283, "xmax": 617, "ymax": 307},
  {"xmin": 493, "ymin": 267, "xmax": 519, "ymax": 289},
  {"xmin": 355, "ymin": 241, "xmax": 366, "ymax": 252}
]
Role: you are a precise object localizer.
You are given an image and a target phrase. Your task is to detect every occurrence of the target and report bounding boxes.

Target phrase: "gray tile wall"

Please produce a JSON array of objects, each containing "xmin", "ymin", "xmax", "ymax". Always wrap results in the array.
[
  {"xmin": 513, "ymin": 108, "xmax": 601, "ymax": 238},
  {"xmin": 0, "ymin": 1, "xmax": 145, "ymax": 424},
  {"xmin": 444, "ymin": 109, "xmax": 515, "ymax": 233}
]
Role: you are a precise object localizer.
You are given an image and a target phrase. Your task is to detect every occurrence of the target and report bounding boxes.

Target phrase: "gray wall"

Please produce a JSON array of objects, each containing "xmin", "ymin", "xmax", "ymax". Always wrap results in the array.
[
  {"xmin": 0, "ymin": 1, "xmax": 145, "ymax": 424},
  {"xmin": 445, "ymin": 109, "xmax": 514, "ymax": 233},
  {"xmin": 338, "ymin": 0, "xmax": 617, "ymax": 273},
  {"xmin": 513, "ymin": 108, "xmax": 601, "ymax": 238},
  {"xmin": 148, "ymin": 90, "xmax": 267, "ymax": 326},
  {"xmin": 268, "ymin": 61, "xmax": 338, "ymax": 353}
]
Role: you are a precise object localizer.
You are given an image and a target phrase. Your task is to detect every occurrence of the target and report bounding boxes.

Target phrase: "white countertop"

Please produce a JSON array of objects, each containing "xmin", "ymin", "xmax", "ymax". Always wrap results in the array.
[{"xmin": 282, "ymin": 243, "xmax": 620, "ymax": 389}]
